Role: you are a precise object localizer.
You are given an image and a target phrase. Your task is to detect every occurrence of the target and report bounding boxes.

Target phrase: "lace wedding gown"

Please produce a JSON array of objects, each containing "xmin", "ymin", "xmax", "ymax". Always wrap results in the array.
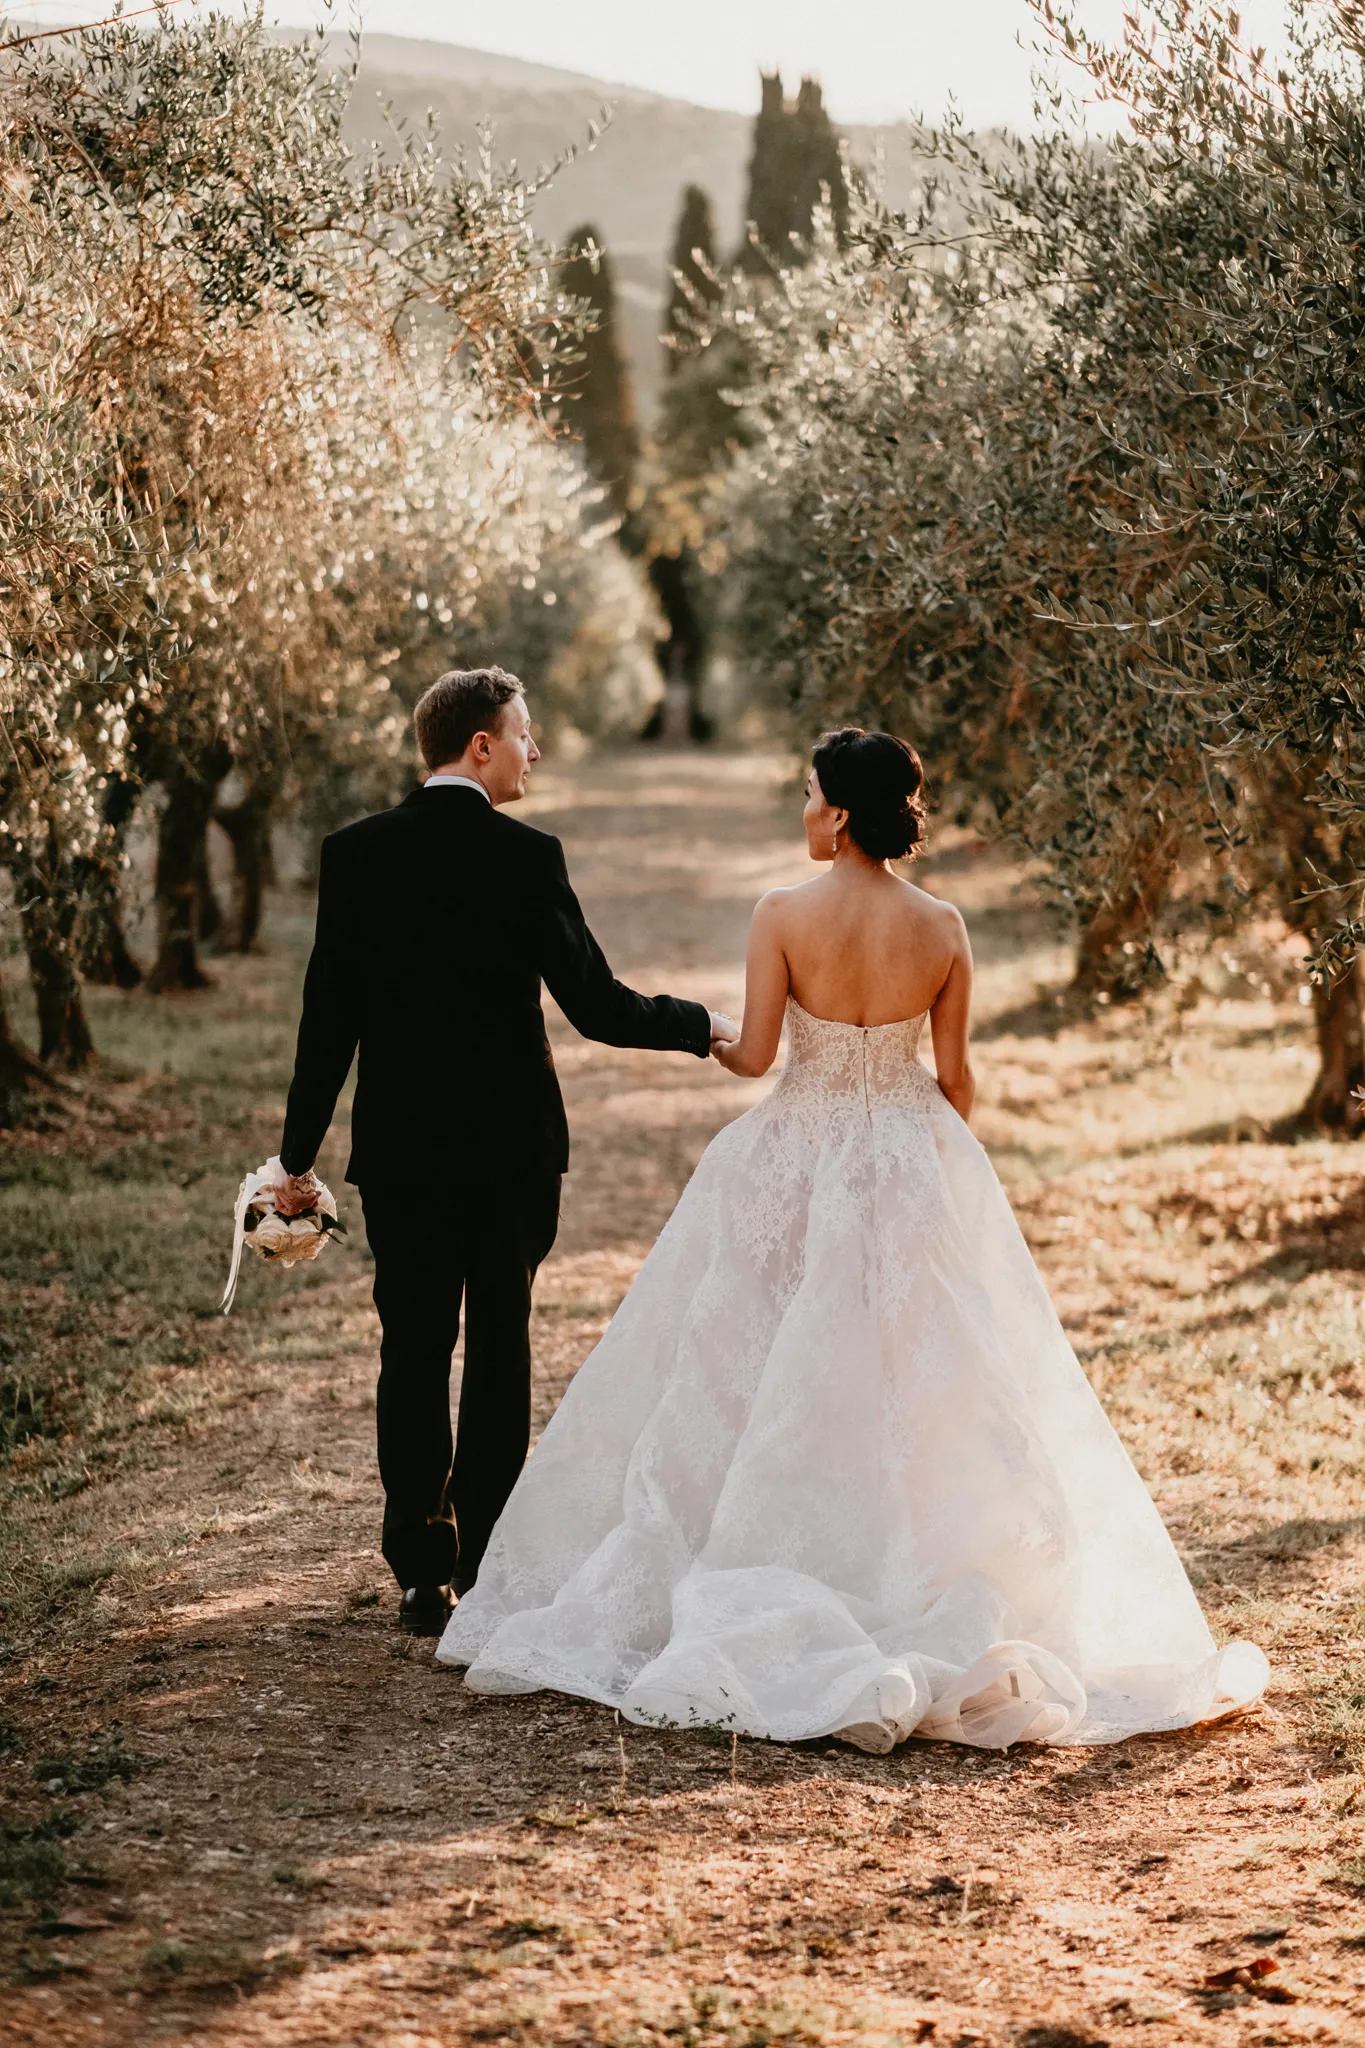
[{"xmin": 437, "ymin": 999, "xmax": 1267, "ymax": 1750}]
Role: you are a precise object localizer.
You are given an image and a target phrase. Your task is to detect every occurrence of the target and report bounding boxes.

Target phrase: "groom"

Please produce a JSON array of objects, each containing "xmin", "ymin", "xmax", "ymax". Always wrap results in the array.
[{"xmin": 276, "ymin": 667, "xmax": 732, "ymax": 1632}]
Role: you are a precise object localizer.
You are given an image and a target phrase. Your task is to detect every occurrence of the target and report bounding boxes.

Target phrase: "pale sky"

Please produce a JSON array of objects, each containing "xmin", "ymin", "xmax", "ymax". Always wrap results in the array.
[
  {"xmin": 16, "ymin": 0, "xmax": 1293, "ymax": 127},
  {"xmin": 256, "ymin": 0, "xmax": 1295, "ymax": 125}
]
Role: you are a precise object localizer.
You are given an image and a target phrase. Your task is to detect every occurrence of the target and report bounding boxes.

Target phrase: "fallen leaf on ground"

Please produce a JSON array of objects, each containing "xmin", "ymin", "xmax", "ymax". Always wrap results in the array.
[
  {"xmin": 1204, "ymin": 1958, "xmax": 1279, "ymax": 1988},
  {"xmin": 1201, "ymin": 1957, "xmax": 1300, "ymax": 2002}
]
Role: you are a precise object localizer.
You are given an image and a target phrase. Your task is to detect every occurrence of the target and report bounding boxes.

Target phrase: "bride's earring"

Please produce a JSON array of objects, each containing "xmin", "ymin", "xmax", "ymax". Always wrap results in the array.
[{"xmin": 831, "ymin": 825, "xmax": 841, "ymax": 858}]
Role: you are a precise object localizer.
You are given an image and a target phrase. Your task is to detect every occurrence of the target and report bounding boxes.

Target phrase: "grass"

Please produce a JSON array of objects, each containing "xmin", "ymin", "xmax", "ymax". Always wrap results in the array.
[
  {"xmin": 0, "ymin": 1816, "xmax": 74, "ymax": 1909},
  {"xmin": 30, "ymin": 1731, "xmax": 142, "ymax": 1797},
  {"xmin": 0, "ymin": 885, "xmax": 355, "ymax": 1650},
  {"xmin": 2, "ymin": 750, "xmax": 1365, "ymax": 2044},
  {"xmin": 138, "ymin": 1936, "xmax": 305, "ymax": 1992}
]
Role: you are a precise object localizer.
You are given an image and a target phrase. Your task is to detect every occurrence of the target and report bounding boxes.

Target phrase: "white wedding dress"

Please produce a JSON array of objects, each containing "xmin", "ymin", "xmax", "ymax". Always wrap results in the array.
[{"xmin": 437, "ymin": 998, "xmax": 1267, "ymax": 1750}]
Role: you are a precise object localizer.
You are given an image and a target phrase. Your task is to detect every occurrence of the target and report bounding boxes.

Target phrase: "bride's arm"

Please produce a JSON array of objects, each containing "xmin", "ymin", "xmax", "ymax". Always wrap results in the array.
[
  {"xmin": 712, "ymin": 895, "xmax": 790, "ymax": 1078},
  {"xmin": 928, "ymin": 913, "xmax": 975, "ymax": 1120}
]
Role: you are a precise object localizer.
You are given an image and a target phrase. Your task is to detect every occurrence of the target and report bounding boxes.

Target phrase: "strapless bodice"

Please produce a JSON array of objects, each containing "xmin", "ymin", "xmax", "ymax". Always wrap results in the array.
[{"xmin": 775, "ymin": 996, "xmax": 938, "ymax": 1111}]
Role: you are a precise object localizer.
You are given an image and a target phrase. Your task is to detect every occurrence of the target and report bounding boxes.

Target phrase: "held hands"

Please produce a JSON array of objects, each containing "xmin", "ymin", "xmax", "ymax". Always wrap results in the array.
[{"xmin": 709, "ymin": 1011, "xmax": 747, "ymax": 1075}]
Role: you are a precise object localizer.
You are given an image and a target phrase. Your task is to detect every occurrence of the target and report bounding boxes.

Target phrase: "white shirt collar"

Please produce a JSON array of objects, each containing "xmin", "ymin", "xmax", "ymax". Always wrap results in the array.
[{"xmin": 423, "ymin": 774, "xmax": 491, "ymax": 803}]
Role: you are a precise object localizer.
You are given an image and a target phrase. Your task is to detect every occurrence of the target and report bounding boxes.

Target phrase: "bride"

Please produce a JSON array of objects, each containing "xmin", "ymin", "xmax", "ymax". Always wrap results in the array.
[{"xmin": 437, "ymin": 729, "xmax": 1267, "ymax": 1750}]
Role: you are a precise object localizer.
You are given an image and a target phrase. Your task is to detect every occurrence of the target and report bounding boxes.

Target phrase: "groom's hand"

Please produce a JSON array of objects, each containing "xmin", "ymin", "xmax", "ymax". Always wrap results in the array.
[
  {"xmin": 708, "ymin": 1010, "xmax": 740, "ymax": 1047},
  {"xmin": 275, "ymin": 1168, "xmax": 321, "ymax": 1216}
]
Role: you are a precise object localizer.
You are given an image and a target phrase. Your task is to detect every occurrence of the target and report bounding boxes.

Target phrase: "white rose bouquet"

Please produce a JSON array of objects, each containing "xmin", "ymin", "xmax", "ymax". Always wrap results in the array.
[{"xmin": 219, "ymin": 1157, "xmax": 344, "ymax": 1312}]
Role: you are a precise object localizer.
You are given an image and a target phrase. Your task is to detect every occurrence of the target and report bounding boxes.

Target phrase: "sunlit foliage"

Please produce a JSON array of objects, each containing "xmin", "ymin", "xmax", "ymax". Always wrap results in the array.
[
  {"xmin": 0, "ymin": 8, "xmax": 653, "ymax": 1101},
  {"xmin": 722, "ymin": 0, "xmax": 1365, "ymax": 1128}
]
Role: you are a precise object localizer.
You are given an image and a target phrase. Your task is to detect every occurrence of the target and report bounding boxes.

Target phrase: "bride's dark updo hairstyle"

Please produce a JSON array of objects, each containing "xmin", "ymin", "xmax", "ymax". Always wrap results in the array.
[{"xmin": 811, "ymin": 727, "xmax": 927, "ymax": 861}]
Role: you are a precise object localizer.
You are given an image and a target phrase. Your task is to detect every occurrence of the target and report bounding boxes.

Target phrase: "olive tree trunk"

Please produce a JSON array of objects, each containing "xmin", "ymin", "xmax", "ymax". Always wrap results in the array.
[
  {"xmin": 644, "ymin": 548, "xmax": 712, "ymax": 742},
  {"xmin": 213, "ymin": 778, "xmax": 278, "ymax": 953},
  {"xmin": 1069, "ymin": 824, "xmax": 1182, "ymax": 1003},
  {"xmin": 1260, "ymin": 754, "xmax": 1365, "ymax": 1134},
  {"xmin": 78, "ymin": 772, "xmax": 144, "ymax": 988},
  {"xmin": 146, "ymin": 762, "xmax": 227, "ymax": 992},
  {"xmin": 12, "ymin": 842, "xmax": 95, "ymax": 1069},
  {"xmin": 0, "ymin": 977, "xmax": 54, "ymax": 1127},
  {"xmin": 1304, "ymin": 955, "xmax": 1365, "ymax": 1136}
]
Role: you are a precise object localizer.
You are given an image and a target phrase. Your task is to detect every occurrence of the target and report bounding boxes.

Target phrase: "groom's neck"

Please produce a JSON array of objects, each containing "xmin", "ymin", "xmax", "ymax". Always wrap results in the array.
[{"xmin": 430, "ymin": 759, "xmax": 497, "ymax": 802}]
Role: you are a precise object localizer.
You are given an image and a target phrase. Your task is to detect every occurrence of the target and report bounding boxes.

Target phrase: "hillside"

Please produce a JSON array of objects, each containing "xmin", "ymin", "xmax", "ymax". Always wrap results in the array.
[{"xmin": 336, "ymin": 34, "xmax": 935, "ymax": 411}]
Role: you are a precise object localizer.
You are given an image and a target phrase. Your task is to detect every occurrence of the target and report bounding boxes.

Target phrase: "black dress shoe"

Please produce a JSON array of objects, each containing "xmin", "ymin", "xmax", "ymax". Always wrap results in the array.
[{"xmin": 399, "ymin": 1584, "xmax": 456, "ymax": 1636}]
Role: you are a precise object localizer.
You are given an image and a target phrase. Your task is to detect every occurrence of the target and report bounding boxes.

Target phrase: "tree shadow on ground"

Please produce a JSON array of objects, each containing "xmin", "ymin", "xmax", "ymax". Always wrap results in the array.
[
  {"xmin": 1178, "ymin": 1301, "xmax": 1265, "ymax": 1340},
  {"xmin": 1115, "ymin": 1116, "xmax": 1274, "ymax": 1156},
  {"xmin": 975, "ymin": 990, "xmax": 1083, "ymax": 1043},
  {"xmin": 1236, "ymin": 1240, "xmax": 1365, "ymax": 1284},
  {"xmin": 1225, "ymin": 1179, "xmax": 1365, "ymax": 1285},
  {"xmin": 1223, "ymin": 1513, "xmax": 1365, "ymax": 1561}
]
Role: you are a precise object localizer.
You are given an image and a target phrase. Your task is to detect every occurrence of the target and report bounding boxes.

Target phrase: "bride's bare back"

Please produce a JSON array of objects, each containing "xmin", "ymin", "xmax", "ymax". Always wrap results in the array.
[
  {"xmin": 780, "ymin": 869, "xmax": 964, "ymax": 1026},
  {"xmin": 714, "ymin": 748, "xmax": 975, "ymax": 1119}
]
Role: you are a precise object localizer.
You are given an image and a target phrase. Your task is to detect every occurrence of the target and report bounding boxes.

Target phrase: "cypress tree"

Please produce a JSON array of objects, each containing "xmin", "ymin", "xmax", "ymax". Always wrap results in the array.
[
  {"xmin": 740, "ymin": 73, "xmax": 792, "ymax": 274},
  {"xmin": 663, "ymin": 183, "xmax": 721, "ymax": 375},
  {"xmin": 739, "ymin": 71, "xmax": 847, "ymax": 274},
  {"xmin": 791, "ymin": 78, "xmax": 848, "ymax": 246},
  {"xmin": 647, "ymin": 80, "xmax": 848, "ymax": 739},
  {"xmin": 558, "ymin": 225, "xmax": 642, "ymax": 522},
  {"xmin": 648, "ymin": 184, "xmax": 730, "ymax": 742}
]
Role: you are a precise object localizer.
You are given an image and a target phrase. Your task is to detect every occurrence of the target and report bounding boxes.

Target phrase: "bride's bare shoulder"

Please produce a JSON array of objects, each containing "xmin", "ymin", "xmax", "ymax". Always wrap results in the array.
[
  {"xmin": 897, "ymin": 876, "xmax": 970, "ymax": 943},
  {"xmin": 752, "ymin": 881, "xmax": 824, "ymax": 921}
]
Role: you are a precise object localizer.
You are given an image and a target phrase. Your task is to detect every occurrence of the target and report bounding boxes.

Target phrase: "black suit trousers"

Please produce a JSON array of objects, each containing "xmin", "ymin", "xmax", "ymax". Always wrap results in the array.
[{"xmin": 360, "ymin": 1174, "xmax": 561, "ymax": 1593}]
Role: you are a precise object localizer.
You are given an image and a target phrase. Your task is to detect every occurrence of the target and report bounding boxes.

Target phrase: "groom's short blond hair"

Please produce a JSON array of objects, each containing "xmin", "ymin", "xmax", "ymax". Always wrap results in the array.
[{"xmin": 415, "ymin": 667, "xmax": 524, "ymax": 769}]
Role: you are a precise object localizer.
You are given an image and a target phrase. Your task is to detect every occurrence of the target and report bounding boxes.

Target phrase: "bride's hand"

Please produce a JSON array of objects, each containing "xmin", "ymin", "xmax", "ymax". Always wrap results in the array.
[
  {"xmin": 712, "ymin": 1034, "xmax": 749, "ymax": 1075},
  {"xmin": 708, "ymin": 1010, "xmax": 740, "ymax": 1048}
]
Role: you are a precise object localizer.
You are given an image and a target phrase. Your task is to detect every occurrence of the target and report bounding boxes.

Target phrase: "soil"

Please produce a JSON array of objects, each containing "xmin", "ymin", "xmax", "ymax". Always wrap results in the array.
[{"xmin": 2, "ymin": 751, "xmax": 1364, "ymax": 2048}]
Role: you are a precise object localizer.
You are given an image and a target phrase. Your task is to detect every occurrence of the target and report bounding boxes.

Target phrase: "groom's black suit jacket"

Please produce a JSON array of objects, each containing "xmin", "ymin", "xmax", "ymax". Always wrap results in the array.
[{"xmin": 280, "ymin": 784, "xmax": 712, "ymax": 1185}]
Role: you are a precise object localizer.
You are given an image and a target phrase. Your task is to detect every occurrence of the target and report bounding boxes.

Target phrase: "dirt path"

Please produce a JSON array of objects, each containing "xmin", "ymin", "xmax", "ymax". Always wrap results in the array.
[{"xmin": 3, "ymin": 752, "xmax": 1364, "ymax": 2047}]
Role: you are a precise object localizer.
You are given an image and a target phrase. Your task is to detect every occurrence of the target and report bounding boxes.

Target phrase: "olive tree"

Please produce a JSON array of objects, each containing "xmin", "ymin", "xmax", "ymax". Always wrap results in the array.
[
  {"xmin": 722, "ymin": 203, "xmax": 1229, "ymax": 1001},
  {"xmin": 0, "ymin": 7, "xmax": 591, "ymax": 1100},
  {"xmin": 985, "ymin": 0, "xmax": 1365, "ymax": 1123},
  {"xmin": 725, "ymin": 2, "xmax": 1365, "ymax": 1130}
]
